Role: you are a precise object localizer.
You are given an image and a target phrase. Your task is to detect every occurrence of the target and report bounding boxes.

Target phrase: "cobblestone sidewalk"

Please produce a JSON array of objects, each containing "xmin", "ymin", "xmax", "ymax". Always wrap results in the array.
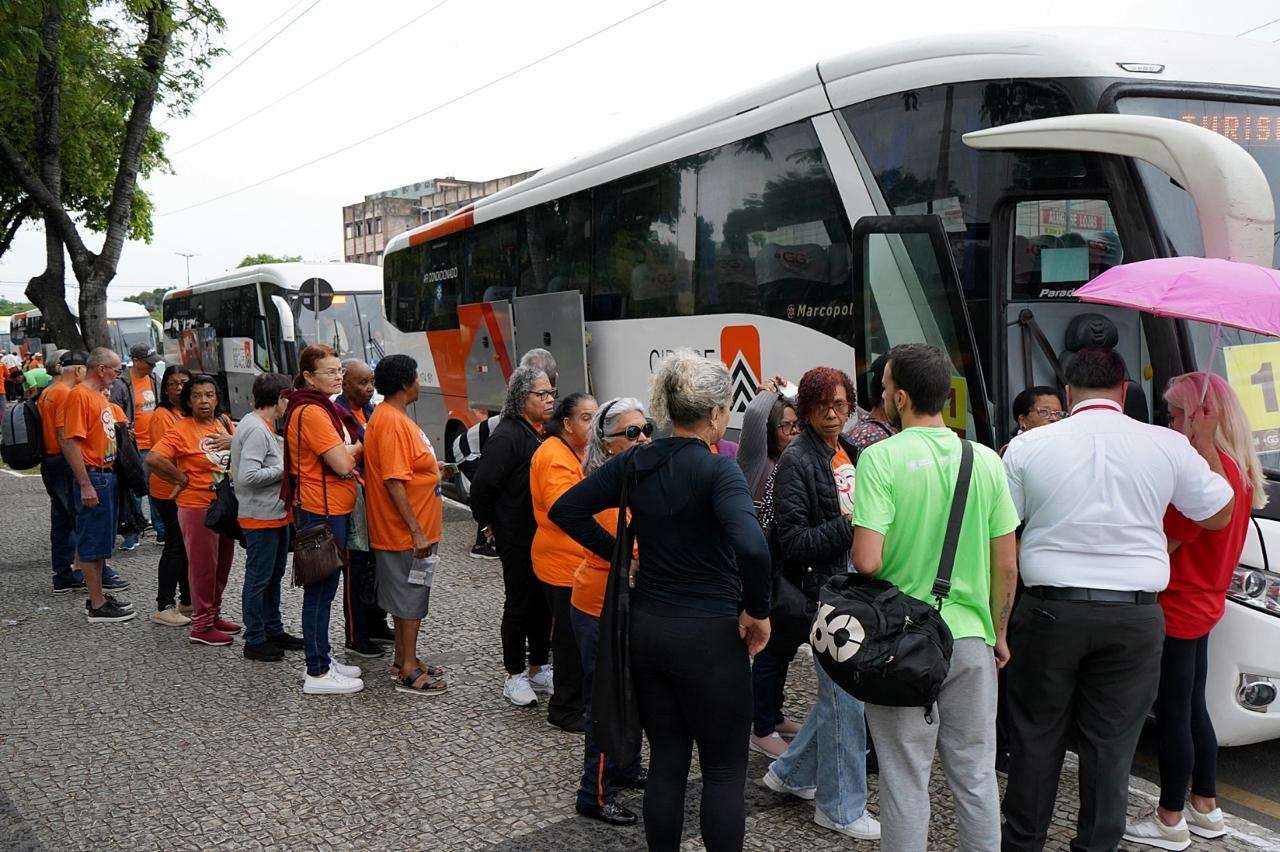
[{"xmin": 1, "ymin": 473, "xmax": 1277, "ymax": 850}]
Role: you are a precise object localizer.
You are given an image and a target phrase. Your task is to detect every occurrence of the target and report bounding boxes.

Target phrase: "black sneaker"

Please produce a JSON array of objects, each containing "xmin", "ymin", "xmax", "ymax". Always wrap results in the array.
[
  {"xmin": 243, "ymin": 642, "xmax": 285, "ymax": 662},
  {"xmin": 267, "ymin": 632, "xmax": 305, "ymax": 651},
  {"xmin": 85, "ymin": 595, "xmax": 133, "ymax": 613},
  {"xmin": 344, "ymin": 640, "xmax": 385, "ymax": 659},
  {"xmin": 549, "ymin": 717, "xmax": 587, "ymax": 734},
  {"xmin": 101, "ymin": 575, "xmax": 131, "ymax": 591},
  {"xmin": 86, "ymin": 599, "xmax": 136, "ymax": 623},
  {"xmin": 469, "ymin": 543, "xmax": 499, "ymax": 560},
  {"xmin": 52, "ymin": 577, "xmax": 87, "ymax": 594},
  {"xmin": 575, "ymin": 801, "xmax": 637, "ymax": 826},
  {"xmin": 367, "ymin": 625, "xmax": 396, "ymax": 645}
]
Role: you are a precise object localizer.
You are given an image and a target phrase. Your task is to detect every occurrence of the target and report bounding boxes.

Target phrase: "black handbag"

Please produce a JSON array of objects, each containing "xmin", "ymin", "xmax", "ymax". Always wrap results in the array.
[
  {"xmin": 592, "ymin": 452, "xmax": 643, "ymax": 767},
  {"xmin": 113, "ymin": 423, "xmax": 147, "ymax": 497},
  {"xmin": 204, "ymin": 477, "xmax": 244, "ymax": 543},
  {"xmin": 811, "ymin": 440, "xmax": 974, "ymax": 720},
  {"xmin": 289, "ymin": 404, "xmax": 345, "ymax": 587}
]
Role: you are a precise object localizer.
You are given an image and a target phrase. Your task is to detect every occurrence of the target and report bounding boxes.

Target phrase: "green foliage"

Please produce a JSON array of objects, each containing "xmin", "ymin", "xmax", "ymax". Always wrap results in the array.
[
  {"xmin": 123, "ymin": 285, "xmax": 171, "ymax": 312},
  {"xmin": 0, "ymin": 298, "xmax": 36, "ymax": 315},
  {"xmin": 237, "ymin": 253, "xmax": 302, "ymax": 268}
]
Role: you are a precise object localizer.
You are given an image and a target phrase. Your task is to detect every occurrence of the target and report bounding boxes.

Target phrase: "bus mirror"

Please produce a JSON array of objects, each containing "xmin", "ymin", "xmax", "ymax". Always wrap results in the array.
[{"xmin": 299, "ymin": 278, "xmax": 334, "ymax": 312}]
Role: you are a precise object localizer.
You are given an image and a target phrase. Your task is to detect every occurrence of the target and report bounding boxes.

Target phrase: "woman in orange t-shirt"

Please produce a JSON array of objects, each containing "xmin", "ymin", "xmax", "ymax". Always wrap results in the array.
[
  {"xmin": 364, "ymin": 354, "xmax": 448, "ymax": 697},
  {"xmin": 568, "ymin": 396, "xmax": 651, "ymax": 817},
  {"xmin": 147, "ymin": 366, "xmax": 192, "ymax": 625},
  {"xmin": 280, "ymin": 344, "xmax": 365, "ymax": 696},
  {"xmin": 145, "ymin": 374, "xmax": 237, "ymax": 647},
  {"xmin": 530, "ymin": 392, "xmax": 597, "ymax": 732}
]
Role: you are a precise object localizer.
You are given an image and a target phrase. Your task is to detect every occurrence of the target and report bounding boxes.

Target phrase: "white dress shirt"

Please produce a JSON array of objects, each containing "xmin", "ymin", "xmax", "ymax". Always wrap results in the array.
[{"xmin": 1003, "ymin": 398, "xmax": 1233, "ymax": 592}]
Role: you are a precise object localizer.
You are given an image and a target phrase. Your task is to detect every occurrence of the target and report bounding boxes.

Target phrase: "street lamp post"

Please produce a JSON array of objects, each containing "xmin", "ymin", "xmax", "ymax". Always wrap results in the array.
[{"xmin": 174, "ymin": 251, "xmax": 197, "ymax": 287}]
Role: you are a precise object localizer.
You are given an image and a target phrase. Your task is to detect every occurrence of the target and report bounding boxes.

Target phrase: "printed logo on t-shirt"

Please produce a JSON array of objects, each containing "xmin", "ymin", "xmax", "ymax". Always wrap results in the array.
[
  {"xmin": 140, "ymin": 389, "xmax": 156, "ymax": 412},
  {"xmin": 99, "ymin": 407, "xmax": 118, "ymax": 465},
  {"xmin": 199, "ymin": 434, "xmax": 231, "ymax": 477},
  {"xmin": 834, "ymin": 461, "xmax": 856, "ymax": 517},
  {"xmin": 418, "ymin": 429, "xmax": 434, "ymax": 452}
]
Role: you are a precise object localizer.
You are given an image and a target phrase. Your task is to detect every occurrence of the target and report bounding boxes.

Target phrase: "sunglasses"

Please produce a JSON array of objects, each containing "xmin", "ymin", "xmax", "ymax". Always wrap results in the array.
[{"xmin": 607, "ymin": 421, "xmax": 655, "ymax": 441}]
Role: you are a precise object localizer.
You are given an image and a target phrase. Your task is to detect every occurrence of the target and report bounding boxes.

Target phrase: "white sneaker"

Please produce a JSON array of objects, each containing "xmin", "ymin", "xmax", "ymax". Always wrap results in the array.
[
  {"xmin": 328, "ymin": 656, "xmax": 362, "ymax": 679},
  {"xmin": 303, "ymin": 670, "xmax": 364, "ymax": 695},
  {"xmin": 814, "ymin": 809, "xmax": 881, "ymax": 841},
  {"xmin": 1123, "ymin": 813, "xmax": 1192, "ymax": 851},
  {"xmin": 761, "ymin": 767, "xmax": 816, "ymax": 801},
  {"xmin": 528, "ymin": 665, "xmax": 554, "ymax": 694},
  {"xmin": 503, "ymin": 673, "xmax": 538, "ymax": 707},
  {"xmin": 1184, "ymin": 805, "xmax": 1228, "ymax": 839}
]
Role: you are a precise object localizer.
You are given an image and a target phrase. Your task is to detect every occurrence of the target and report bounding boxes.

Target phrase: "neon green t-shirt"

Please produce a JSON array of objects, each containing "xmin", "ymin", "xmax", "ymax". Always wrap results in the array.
[{"xmin": 852, "ymin": 426, "xmax": 1019, "ymax": 644}]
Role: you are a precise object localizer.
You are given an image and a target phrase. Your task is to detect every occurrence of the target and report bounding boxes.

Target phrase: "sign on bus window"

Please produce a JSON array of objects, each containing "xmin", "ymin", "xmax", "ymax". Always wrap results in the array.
[{"xmin": 1011, "ymin": 199, "xmax": 1122, "ymax": 300}]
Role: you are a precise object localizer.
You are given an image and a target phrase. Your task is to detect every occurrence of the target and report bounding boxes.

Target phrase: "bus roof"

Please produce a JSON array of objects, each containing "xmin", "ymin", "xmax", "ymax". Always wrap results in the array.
[
  {"xmin": 386, "ymin": 26, "xmax": 1280, "ymax": 257},
  {"xmin": 162, "ymin": 262, "xmax": 382, "ymax": 302},
  {"xmin": 23, "ymin": 300, "xmax": 152, "ymax": 321}
]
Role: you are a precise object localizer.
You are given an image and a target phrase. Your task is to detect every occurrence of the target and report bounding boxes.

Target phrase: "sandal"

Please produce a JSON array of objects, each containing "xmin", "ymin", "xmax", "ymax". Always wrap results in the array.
[
  {"xmin": 388, "ymin": 662, "xmax": 445, "ymax": 681},
  {"xmin": 394, "ymin": 666, "xmax": 449, "ymax": 697}
]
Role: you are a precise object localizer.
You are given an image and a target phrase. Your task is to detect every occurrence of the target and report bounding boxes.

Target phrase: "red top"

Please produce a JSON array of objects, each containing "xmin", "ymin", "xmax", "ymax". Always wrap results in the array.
[{"xmin": 1160, "ymin": 451, "xmax": 1251, "ymax": 639}]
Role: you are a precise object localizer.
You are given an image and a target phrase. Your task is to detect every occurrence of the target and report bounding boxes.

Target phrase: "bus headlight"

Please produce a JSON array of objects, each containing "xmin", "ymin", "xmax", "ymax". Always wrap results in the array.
[
  {"xmin": 1227, "ymin": 567, "xmax": 1280, "ymax": 615},
  {"xmin": 1237, "ymin": 675, "xmax": 1278, "ymax": 713}
]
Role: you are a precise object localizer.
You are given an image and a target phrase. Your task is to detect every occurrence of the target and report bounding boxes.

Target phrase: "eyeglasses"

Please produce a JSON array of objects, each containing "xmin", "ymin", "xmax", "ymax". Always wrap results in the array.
[
  {"xmin": 531, "ymin": 389, "xmax": 559, "ymax": 400},
  {"xmin": 776, "ymin": 420, "xmax": 801, "ymax": 434},
  {"xmin": 1033, "ymin": 408, "xmax": 1066, "ymax": 421},
  {"xmin": 821, "ymin": 401, "xmax": 852, "ymax": 417},
  {"xmin": 311, "ymin": 367, "xmax": 345, "ymax": 378},
  {"xmin": 607, "ymin": 421, "xmax": 655, "ymax": 441}
]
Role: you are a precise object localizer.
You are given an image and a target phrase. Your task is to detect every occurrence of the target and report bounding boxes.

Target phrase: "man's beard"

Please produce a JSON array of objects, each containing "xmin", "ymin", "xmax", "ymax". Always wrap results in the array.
[{"xmin": 884, "ymin": 394, "xmax": 902, "ymax": 429}]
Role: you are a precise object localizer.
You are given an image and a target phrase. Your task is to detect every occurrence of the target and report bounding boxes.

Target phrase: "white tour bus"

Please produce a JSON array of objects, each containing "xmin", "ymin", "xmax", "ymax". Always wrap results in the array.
[
  {"xmin": 9, "ymin": 299, "xmax": 162, "ymax": 364},
  {"xmin": 383, "ymin": 27, "xmax": 1280, "ymax": 745},
  {"xmin": 161, "ymin": 262, "xmax": 389, "ymax": 417}
]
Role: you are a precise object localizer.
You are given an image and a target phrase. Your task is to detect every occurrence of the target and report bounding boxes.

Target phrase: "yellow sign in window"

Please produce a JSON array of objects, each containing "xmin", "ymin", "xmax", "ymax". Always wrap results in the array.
[
  {"xmin": 1223, "ymin": 342, "xmax": 1280, "ymax": 454},
  {"xmin": 942, "ymin": 375, "xmax": 968, "ymax": 436}
]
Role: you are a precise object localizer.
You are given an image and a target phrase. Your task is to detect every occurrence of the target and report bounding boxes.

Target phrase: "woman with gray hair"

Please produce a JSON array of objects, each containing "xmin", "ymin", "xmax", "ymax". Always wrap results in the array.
[
  {"xmin": 470, "ymin": 365, "xmax": 557, "ymax": 707},
  {"xmin": 551, "ymin": 350, "xmax": 772, "ymax": 851}
]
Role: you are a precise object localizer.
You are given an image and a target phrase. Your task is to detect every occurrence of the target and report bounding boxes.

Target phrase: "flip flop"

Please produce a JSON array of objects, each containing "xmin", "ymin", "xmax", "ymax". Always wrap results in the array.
[{"xmin": 389, "ymin": 662, "xmax": 445, "ymax": 680}]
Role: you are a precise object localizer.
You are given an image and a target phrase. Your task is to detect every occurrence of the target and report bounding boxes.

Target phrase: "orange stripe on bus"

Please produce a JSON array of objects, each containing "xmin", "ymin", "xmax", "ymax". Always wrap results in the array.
[
  {"xmin": 480, "ymin": 302, "xmax": 514, "ymax": 377},
  {"xmin": 407, "ymin": 207, "xmax": 475, "ymax": 247}
]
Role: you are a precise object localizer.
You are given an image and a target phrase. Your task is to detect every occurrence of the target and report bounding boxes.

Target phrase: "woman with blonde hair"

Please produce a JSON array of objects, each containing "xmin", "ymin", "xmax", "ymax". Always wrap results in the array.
[{"xmin": 1125, "ymin": 371, "xmax": 1266, "ymax": 849}]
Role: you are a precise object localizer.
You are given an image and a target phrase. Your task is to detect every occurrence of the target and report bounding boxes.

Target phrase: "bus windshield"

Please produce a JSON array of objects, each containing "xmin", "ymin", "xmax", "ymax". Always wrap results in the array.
[
  {"xmin": 293, "ymin": 293, "xmax": 363, "ymax": 362},
  {"xmin": 1118, "ymin": 96, "xmax": 1280, "ymax": 476},
  {"xmin": 114, "ymin": 317, "xmax": 155, "ymax": 355}
]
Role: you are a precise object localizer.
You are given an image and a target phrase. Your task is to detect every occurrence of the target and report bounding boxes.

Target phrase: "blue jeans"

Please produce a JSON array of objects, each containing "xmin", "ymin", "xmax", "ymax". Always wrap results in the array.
[
  {"xmin": 752, "ymin": 631, "xmax": 803, "ymax": 736},
  {"xmin": 242, "ymin": 526, "xmax": 290, "ymax": 646},
  {"xmin": 72, "ymin": 470, "xmax": 118, "ymax": 562},
  {"xmin": 769, "ymin": 655, "xmax": 869, "ymax": 828},
  {"xmin": 142, "ymin": 450, "xmax": 164, "ymax": 540},
  {"xmin": 40, "ymin": 455, "xmax": 79, "ymax": 584},
  {"xmin": 298, "ymin": 509, "xmax": 349, "ymax": 677},
  {"xmin": 571, "ymin": 605, "xmax": 643, "ymax": 810}
]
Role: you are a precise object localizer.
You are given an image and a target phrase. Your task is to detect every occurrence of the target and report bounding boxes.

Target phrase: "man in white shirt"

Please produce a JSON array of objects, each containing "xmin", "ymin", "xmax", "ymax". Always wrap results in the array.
[{"xmin": 1000, "ymin": 347, "xmax": 1234, "ymax": 852}]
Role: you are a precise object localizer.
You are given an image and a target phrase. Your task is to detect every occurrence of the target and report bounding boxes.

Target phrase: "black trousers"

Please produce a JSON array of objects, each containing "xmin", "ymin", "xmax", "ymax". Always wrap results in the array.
[
  {"xmin": 631, "ymin": 607, "xmax": 751, "ymax": 852},
  {"xmin": 153, "ymin": 497, "xmax": 190, "ymax": 610},
  {"xmin": 1001, "ymin": 594, "xmax": 1164, "ymax": 852},
  {"xmin": 498, "ymin": 544, "xmax": 551, "ymax": 675},
  {"xmin": 542, "ymin": 582, "xmax": 585, "ymax": 727},
  {"xmin": 1155, "ymin": 633, "xmax": 1217, "ymax": 813},
  {"xmin": 344, "ymin": 548, "xmax": 386, "ymax": 644}
]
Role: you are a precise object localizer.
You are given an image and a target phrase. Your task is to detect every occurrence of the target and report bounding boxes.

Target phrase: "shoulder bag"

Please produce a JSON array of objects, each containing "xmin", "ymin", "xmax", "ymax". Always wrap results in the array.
[
  {"xmin": 204, "ymin": 416, "xmax": 243, "ymax": 543},
  {"xmin": 290, "ymin": 405, "xmax": 346, "ymax": 587},
  {"xmin": 811, "ymin": 439, "xmax": 974, "ymax": 721}
]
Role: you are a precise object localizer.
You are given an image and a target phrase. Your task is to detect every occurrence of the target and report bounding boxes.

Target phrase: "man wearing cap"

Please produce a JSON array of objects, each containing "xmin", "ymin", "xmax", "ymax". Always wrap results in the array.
[
  {"xmin": 109, "ymin": 344, "xmax": 162, "ymax": 550},
  {"xmin": 23, "ymin": 352, "xmax": 50, "ymax": 398},
  {"xmin": 40, "ymin": 350, "xmax": 89, "ymax": 593}
]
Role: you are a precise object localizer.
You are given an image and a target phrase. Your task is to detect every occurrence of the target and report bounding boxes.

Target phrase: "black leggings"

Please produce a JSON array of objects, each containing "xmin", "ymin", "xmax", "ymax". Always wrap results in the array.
[
  {"xmin": 631, "ymin": 607, "xmax": 751, "ymax": 852},
  {"xmin": 498, "ymin": 546, "xmax": 551, "ymax": 675},
  {"xmin": 153, "ymin": 497, "xmax": 190, "ymax": 610},
  {"xmin": 1155, "ymin": 633, "xmax": 1217, "ymax": 812}
]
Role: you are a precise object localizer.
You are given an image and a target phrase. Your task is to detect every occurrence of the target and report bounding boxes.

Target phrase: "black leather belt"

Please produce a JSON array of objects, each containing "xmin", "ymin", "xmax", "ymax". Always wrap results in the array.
[
  {"xmin": 1027, "ymin": 586, "xmax": 1157, "ymax": 605},
  {"xmin": 84, "ymin": 465, "xmax": 114, "ymax": 474}
]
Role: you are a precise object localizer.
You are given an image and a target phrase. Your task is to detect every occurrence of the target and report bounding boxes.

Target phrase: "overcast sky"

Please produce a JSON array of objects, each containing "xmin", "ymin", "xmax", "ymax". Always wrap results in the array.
[{"xmin": 1, "ymin": 0, "xmax": 1277, "ymax": 301}]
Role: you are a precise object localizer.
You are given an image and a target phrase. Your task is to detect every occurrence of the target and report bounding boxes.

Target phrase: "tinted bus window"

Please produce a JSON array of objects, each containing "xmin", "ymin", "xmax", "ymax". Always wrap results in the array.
[
  {"xmin": 384, "ymin": 234, "xmax": 465, "ymax": 332},
  {"xmin": 693, "ymin": 120, "xmax": 854, "ymax": 346},
  {"xmin": 519, "ymin": 193, "xmax": 591, "ymax": 297},
  {"xmin": 467, "ymin": 219, "xmax": 519, "ymax": 304}
]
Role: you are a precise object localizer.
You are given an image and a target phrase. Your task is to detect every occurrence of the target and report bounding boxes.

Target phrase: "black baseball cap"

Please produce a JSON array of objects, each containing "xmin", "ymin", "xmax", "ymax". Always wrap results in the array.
[
  {"xmin": 129, "ymin": 344, "xmax": 160, "ymax": 365},
  {"xmin": 59, "ymin": 350, "xmax": 89, "ymax": 367}
]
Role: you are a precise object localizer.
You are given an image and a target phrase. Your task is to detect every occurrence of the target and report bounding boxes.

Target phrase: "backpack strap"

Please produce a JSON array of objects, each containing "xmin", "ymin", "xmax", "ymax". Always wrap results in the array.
[{"xmin": 930, "ymin": 439, "xmax": 974, "ymax": 607}]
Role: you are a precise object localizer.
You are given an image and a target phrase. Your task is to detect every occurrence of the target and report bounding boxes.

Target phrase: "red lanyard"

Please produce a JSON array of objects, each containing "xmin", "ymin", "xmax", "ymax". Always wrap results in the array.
[{"xmin": 1071, "ymin": 403, "xmax": 1120, "ymax": 416}]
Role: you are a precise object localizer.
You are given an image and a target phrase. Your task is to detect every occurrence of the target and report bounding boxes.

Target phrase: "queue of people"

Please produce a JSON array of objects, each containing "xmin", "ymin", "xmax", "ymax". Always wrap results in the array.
[{"xmin": 29, "ymin": 335, "xmax": 1256, "ymax": 851}]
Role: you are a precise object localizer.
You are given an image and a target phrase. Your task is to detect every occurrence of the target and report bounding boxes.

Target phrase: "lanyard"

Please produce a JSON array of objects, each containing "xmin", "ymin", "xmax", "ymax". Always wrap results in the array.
[{"xmin": 1071, "ymin": 403, "xmax": 1120, "ymax": 416}]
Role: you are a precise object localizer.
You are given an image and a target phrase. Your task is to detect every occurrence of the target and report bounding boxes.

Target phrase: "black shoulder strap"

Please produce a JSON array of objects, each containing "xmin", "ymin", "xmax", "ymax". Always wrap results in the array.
[{"xmin": 931, "ymin": 439, "xmax": 974, "ymax": 606}]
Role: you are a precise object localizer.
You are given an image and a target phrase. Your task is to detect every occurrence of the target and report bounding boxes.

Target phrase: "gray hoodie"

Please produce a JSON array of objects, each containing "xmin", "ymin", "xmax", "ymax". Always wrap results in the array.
[{"xmin": 230, "ymin": 411, "xmax": 286, "ymax": 522}]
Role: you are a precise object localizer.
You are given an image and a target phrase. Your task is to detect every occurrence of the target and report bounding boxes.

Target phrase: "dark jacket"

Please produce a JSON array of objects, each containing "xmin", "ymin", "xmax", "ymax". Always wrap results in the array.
[
  {"xmin": 550, "ymin": 437, "xmax": 771, "ymax": 619},
  {"xmin": 109, "ymin": 371, "xmax": 159, "ymax": 424},
  {"xmin": 773, "ymin": 426, "xmax": 858, "ymax": 600},
  {"xmin": 469, "ymin": 415, "xmax": 543, "ymax": 553}
]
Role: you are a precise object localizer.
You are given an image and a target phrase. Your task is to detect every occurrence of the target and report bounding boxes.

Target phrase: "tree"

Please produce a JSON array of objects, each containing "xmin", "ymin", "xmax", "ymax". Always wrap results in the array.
[
  {"xmin": 237, "ymin": 253, "xmax": 301, "ymax": 267},
  {"xmin": 0, "ymin": 0, "xmax": 224, "ymax": 350},
  {"xmin": 124, "ymin": 285, "xmax": 171, "ymax": 313}
]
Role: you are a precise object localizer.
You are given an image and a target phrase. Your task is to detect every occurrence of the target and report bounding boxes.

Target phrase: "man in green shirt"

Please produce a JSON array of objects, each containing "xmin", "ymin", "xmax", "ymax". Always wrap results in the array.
[
  {"xmin": 23, "ymin": 354, "xmax": 50, "ymax": 396},
  {"xmin": 851, "ymin": 343, "xmax": 1019, "ymax": 852}
]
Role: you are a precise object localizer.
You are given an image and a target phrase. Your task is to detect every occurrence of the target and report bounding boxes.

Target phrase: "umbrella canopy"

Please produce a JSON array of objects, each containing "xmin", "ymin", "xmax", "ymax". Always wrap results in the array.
[{"xmin": 1074, "ymin": 257, "xmax": 1280, "ymax": 338}]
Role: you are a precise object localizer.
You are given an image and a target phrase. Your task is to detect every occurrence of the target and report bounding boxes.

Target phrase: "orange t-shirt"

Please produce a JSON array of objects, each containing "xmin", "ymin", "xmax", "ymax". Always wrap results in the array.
[
  {"xmin": 571, "ymin": 507, "xmax": 622, "ymax": 617},
  {"xmin": 62, "ymin": 384, "xmax": 117, "ymax": 469},
  {"xmin": 351, "ymin": 405, "xmax": 368, "ymax": 427},
  {"xmin": 530, "ymin": 436, "xmax": 587, "ymax": 587},
  {"xmin": 147, "ymin": 407, "xmax": 180, "ymax": 498},
  {"xmin": 285, "ymin": 403, "xmax": 357, "ymax": 515},
  {"xmin": 149, "ymin": 417, "xmax": 235, "ymax": 509},
  {"xmin": 38, "ymin": 380, "xmax": 72, "ymax": 456},
  {"xmin": 363, "ymin": 404, "xmax": 442, "ymax": 550},
  {"xmin": 131, "ymin": 374, "xmax": 158, "ymax": 449}
]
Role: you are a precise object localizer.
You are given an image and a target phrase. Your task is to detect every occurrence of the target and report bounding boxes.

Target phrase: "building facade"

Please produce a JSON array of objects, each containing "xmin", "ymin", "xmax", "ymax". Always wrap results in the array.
[{"xmin": 342, "ymin": 172, "xmax": 537, "ymax": 265}]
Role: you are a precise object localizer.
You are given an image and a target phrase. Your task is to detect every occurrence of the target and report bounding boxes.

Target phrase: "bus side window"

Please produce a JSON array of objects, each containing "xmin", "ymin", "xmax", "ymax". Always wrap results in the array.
[{"xmin": 520, "ymin": 193, "xmax": 590, "ymax": 298}]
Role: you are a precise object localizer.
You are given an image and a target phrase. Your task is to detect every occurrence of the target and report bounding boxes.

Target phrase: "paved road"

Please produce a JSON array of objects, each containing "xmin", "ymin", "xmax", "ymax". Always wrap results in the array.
[{"xmin": 1, "ymin": 469, "xmax": 1278, "ymax": 850}]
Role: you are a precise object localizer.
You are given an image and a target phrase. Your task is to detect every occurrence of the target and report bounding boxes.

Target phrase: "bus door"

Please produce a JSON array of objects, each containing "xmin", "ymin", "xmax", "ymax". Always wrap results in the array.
[
  {"xmin": 458, "ymin": 298, "xmax": 516, "ymax": 412},
  {"xmin": 852, "ymin": 214, "xmax": 995, "ymax": 447},
  {"xmin": 513, "ymin": 291, "xmax": 588, "ymax": 395}
]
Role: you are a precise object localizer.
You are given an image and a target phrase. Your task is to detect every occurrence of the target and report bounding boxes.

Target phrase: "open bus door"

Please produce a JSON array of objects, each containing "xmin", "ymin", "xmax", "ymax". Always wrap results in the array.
[
  {"xmin": 851, "ymin": 214, "xmax": 995, "ymax": 447},
  {"xmin": 513, "ymin": 291, "xmax": 588, "ymax": 396},
  {"xmin": 458, "ymin": 299, "xmax": 516, "ymax": 412}
]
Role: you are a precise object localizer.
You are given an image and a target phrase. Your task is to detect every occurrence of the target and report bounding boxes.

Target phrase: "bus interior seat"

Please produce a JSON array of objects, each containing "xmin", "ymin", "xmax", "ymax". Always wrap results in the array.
[{"xmin": 1062, "ymin": 312, "xmax": 1149, "ymax": 423}]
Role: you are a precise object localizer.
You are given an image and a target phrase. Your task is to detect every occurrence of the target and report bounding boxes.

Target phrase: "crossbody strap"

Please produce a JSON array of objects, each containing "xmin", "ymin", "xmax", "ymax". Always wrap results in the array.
[
  {"xmin": 930, "ymin": 439, "xmax": 974, "ymax": 607},
  {"xmin": 292, "ymin": 403, "xmax": 334, "ymax": 518}
]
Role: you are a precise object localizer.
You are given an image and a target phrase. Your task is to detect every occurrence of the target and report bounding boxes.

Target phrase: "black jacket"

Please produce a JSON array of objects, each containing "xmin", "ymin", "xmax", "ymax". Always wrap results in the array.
[
  {"xmin": 469, "ymin": 415, "xmax": 543, "ymax": 553},
  {"xmin": 550, "ymin": 437, "xmax": 771, "ymax": 619},
  {"xmin": 773, "ymin": 426, "xmax": 858, "ymax": 600},
  {"xmin": 108, "ymin": 372, "xmax": 158, "ymax": 424}
]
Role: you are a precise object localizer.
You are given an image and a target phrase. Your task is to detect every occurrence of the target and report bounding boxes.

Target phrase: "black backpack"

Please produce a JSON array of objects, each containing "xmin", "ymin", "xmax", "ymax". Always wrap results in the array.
[
  {"xmin": 1, "ymin": 393, "xmax": 44, "ymax": 470},
  {"xmin": 113, "ymin": 422, "xmax": 147, "ymax": 497},
  {"xmin": 811, "ymin": 440, "xmax": 973, "ymax": 720}
]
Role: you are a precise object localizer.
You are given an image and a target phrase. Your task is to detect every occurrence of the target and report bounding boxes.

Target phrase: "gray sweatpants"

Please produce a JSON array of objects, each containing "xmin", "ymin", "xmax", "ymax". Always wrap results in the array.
[{"xmin": 864, "ymin": 637, "xmax": 1000, "ymax": 852}]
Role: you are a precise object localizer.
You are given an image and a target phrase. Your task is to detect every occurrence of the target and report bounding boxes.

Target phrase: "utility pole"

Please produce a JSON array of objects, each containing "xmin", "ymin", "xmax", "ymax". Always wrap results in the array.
[{"xmin": 174, "ymin": 251, "xmax": 198, "ymax": 287}]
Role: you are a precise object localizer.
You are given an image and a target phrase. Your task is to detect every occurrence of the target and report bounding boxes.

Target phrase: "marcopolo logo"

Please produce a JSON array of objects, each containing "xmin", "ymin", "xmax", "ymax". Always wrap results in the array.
[
  {"xmin": 720, "ymin": 325, "xmax": 762, "ymax": 414},
  {"xmin": 810, "ymin": 602, "xmax": 866, "ymax": 664},
  {"xmin": 786, "ymin": 302, "xmax": 855, "ymax": 321}
]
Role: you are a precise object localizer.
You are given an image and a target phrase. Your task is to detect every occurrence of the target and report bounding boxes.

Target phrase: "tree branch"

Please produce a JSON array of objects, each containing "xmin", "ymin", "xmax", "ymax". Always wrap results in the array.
[{"xmin": 0, "ymin": 198, "xmax": 33, "ymax": 261}]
